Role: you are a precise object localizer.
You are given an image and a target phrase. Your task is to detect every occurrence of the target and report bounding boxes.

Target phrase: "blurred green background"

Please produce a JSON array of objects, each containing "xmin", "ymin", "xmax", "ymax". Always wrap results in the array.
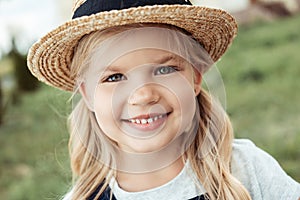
[{"xmin": 0, "ymin": 12, "xmax": 300, "ymax": 200}]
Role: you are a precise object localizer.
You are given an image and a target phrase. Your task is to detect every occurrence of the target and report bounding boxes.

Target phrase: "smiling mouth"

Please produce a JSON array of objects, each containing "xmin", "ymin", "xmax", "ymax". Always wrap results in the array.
[
  {"xmin": 121, "ymin": 112, "xmax": 171, "ymax": 133},
  {"xmin": 125, "ymin": 113, "xmax": 168, "ymax": 124}
]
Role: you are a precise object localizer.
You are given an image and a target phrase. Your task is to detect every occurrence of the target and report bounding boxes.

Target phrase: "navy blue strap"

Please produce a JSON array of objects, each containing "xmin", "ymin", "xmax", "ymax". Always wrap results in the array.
[
  {"xmin": 88, "ymin": 184, "xmax": 209, "ymax": 200},
  {"xmin": 87, "ymin": 183, "xmax": 116, "ymax": 200},
  {"xmin": 72, "ymin": 0, "xmax": 192, "ymax": 19},
  {"xmin": 189, "ymin": 194, "xmax": 209, "ymax": 200}
]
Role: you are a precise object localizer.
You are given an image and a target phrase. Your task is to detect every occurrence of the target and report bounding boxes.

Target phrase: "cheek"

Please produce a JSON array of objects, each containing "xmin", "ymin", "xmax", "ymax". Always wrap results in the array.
[
  {"xmin": 94, "ymin": 88, "xmax": 111, "ymax": 113},
  {"xmin": 93, "ymin": 85, "xmax": 126, "ymax": 114},
  {"xmin": 158, "ymin": 74, "xmax": 196, "ymax": 132},
  {"xmin": 173, "ymin": 83, "xmax": 196, "ymax": 131},
  {"xmin": 93, "ymin": 88, "xmax": 123, "ymax": 132}
]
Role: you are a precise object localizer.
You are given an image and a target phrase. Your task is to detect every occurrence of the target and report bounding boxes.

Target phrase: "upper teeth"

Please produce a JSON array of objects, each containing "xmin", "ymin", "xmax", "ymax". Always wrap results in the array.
[{"xmin": 129, "ymin": 114, "xmax": 165, "ymax": 124}]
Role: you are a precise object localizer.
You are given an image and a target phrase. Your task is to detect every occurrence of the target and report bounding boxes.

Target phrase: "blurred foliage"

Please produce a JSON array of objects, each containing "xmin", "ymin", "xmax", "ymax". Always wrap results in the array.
[
  {"xmin": 0, "ymin": 79, "xmax": 3, "ymax": 124},
  {"xmin": 0, "ymin": 57, "xmax": 14, "ymax": 126},
  {"xmin": 0, "ymin": 14, "xmax": 299, "ymax": 199},
  {"xmin": 0, "ymin": 85, "xmax": 71, "ymax": 200},
  {"xmin": 0, "ymin": 38, "xmax": 40, "ymax": 126},
  {"xmin": 8, "ymin": 38, "xmax": 39, "ymax": 93},
  {"xmin": 219, "ymin": 13, "xmax": 300, "ymax": 180}
]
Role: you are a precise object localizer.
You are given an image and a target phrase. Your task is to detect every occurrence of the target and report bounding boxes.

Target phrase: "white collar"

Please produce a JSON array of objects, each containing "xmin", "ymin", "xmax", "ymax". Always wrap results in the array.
[{"xmin": 109, "ymin": 160, "xmax": 206, "ymax": 200}]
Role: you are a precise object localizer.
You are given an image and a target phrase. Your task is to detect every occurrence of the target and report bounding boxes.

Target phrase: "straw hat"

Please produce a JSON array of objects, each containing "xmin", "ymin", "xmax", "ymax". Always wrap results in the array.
[{"xmin": 27, "ymin": 0, "xmax": 238, "ymax": 91}]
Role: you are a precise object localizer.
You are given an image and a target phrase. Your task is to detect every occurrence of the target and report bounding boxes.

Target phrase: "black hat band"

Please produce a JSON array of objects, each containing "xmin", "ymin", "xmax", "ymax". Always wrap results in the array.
[{"xmin": 73, "ymin": 0, "xmax": 192, "ymax": 19}]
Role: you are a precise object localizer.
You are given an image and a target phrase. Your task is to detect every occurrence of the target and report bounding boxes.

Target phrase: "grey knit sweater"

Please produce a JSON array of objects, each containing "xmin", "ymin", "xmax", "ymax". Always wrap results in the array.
[{"xmin": 63, "ymin": 139, "xmax": 300, "ymax": 200}]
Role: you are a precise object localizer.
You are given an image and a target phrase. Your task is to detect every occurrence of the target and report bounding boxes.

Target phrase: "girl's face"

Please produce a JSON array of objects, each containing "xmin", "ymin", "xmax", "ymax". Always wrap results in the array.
[
  {"xmin": 80, "ymin": 27, "xmax": 204, "ymax": 155},
  {"xmin": 86, "ymin": 48, "xmax": 201, "ymax": 153}
]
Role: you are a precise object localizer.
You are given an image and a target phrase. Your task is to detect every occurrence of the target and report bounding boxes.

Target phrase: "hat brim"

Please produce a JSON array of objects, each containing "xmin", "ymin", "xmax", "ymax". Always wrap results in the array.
[{"xmin": 27, "ymin": 5, "xmax": 237, "ymax": 91}]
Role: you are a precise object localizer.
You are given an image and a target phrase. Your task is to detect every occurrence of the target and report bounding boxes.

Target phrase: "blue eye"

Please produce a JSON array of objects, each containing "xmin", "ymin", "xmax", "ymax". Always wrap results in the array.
[
  {"xmin": 104, "ymin": 73, "xmax": 126, "ymax": 82},
  {"xmin": 155, "ymin": 66, "xmax": 178, "ymax": 75}
]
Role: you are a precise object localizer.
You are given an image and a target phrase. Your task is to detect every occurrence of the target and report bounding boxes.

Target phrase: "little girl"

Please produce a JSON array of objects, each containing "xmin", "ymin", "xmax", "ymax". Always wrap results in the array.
[{"xmin": 27, "ymin": 0, "xmax": 300, "ymax": 200}]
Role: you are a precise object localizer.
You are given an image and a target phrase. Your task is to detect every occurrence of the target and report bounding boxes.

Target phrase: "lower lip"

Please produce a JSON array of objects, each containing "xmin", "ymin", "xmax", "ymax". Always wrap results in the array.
[{"xmin": 124, "ymin": 114, "xmax": 168, "ymax": 132}]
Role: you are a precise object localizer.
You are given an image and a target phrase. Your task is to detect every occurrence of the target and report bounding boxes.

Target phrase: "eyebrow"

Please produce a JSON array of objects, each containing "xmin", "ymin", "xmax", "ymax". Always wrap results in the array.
[
  {"xmin": 99, "ymin": 67, "xmax": 119, "ymax": 75},
  {"xmin": 102, "ymin": 54, "xmax": 177, "ymax": 74},
  {"xmin": 154, "ymin": 54, "xmax": 176, "ymax": 64}
]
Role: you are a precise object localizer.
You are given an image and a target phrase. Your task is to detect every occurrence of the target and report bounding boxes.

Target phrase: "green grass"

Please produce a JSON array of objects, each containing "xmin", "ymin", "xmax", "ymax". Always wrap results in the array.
[
  {"xmin": 0, "ymin": 85, "xmax": 72, "ymax": 200},
  {"xmin": 1, "ymin": 14, "xmax": 300, "ymax": 199}
]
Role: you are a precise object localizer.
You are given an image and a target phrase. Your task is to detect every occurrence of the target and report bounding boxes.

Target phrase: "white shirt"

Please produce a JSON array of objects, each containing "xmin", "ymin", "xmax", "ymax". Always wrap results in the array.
[
  {"xmin": 63, "ymin": 139, "xmax": 300, "ymax": 200},
  {"xmin": 109, "ymin": 160, "xmax": 205, "ymax": 200}
]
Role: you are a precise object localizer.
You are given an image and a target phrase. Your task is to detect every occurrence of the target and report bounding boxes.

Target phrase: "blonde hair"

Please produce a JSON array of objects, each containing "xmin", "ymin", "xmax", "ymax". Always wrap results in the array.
[{"xmin": 68, "ymin": 24, "xmax": 252, "ymax": 200}]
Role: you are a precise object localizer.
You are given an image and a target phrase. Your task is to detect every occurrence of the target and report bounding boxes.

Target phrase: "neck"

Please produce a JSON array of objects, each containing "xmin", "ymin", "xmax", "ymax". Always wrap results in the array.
[{"xmin": 116, "ymin": 157, "xmax": 185, "ymax": 192}]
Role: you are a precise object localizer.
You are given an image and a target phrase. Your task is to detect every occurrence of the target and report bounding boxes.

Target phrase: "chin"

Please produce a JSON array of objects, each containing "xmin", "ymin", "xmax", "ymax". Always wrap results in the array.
[{"xmin": 121, "ymin": 140, "xmax": 169, "ymax": 154}]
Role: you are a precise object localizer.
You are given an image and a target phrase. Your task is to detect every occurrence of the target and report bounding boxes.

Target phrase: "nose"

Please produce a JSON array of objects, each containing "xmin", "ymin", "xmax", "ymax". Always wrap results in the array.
[{"xmin": 128, "ymin": 84, "xmax": 160, "ymax": 106}]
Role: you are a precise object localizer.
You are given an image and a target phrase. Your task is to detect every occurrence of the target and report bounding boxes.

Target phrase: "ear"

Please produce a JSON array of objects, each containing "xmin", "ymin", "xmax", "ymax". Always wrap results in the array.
[
  {"xmin": 79, "ymin": 82, "xmax": 94, "ymax": 111},
  {"xmin": 193, "ymin": 69, "xmax": 202, "ymax": 96}
]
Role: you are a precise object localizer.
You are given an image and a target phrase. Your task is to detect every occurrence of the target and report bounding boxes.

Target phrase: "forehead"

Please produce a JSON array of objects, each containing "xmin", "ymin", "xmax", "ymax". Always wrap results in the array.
[
  {"xmin": 85, "ymin": 26, "xmax": 212, "ymax": 77},
  {"xmin": 89, "ymin": 27, "xmax": 192, "ymax": 71},
  {"xmin": 109, "ymin": 49, "xmax": 182, "ymax": 68},
  {"xmin": 91, "ymin": 27, "xmax": 192, "ymax": 58}
]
